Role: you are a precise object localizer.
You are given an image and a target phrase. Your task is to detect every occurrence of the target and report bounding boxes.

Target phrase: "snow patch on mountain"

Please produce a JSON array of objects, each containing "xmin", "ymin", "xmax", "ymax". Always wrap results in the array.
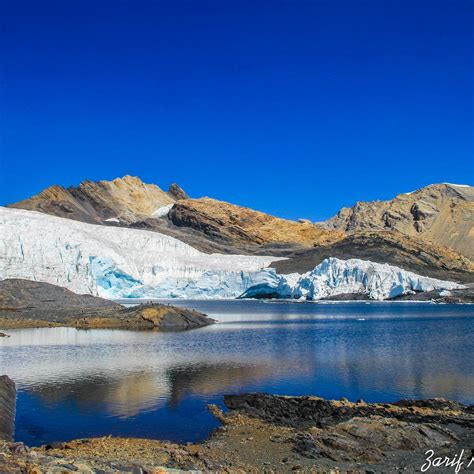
[
  {"xmin": 441, "ymin": 183, "xmax": 471, "ymax": 188},
  {"xmin": 240, "ymin": 258, "xmax": 462, "ymax": 300},
  {"xmin": 152, "ymin": 204, "xmax": 174, "ymax": 218},
  {"xmin": 0, "ymin": 207, "xmax": 283, "ymax": 299}
]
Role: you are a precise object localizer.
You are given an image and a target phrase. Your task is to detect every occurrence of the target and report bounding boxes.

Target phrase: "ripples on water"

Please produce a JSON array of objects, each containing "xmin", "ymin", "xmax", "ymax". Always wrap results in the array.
[{"xmin": 1, "ymin": 300, "xmax": 473, "ymax": 445}]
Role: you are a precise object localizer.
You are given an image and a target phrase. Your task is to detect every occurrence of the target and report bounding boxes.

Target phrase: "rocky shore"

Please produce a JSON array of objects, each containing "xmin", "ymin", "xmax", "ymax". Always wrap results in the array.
[
  {"xmin": 393, "ymin": 284, "xmax": 474, "ymax": 304},
  {"xmin": 1, "ymin": 375, "xmax": 473, "ymax": 473},
  {"xmin": 0, "ymin": 279, "xmax": 214, "ymax": 330}
]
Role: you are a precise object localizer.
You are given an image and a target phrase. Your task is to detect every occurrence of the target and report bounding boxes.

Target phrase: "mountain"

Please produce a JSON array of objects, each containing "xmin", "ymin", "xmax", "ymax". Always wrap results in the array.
[
  {"xmin": 322, "ymin": 183, "xmax": 474, "ymax": 259},
  {"xmin": 9, "ymin": 175, "xmax": 184, "ymax": 225},
  {"xmin": 8, "ymin": 176, "xmax": 342, "ymax": 255},
  {"xmin": 6, "ymin": 177, "xmax": 473, "ymax": 282},
  {"xmin": 271, "ymin": 231, "xmax": 474, "ymax": 283},
  {"xmin": 169, "ymin": 197, "xmax": 343, "ymax": 250}
]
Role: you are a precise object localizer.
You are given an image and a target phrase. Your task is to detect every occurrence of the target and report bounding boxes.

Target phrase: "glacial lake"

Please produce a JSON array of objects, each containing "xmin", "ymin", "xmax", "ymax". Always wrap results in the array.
[{"xmin": 1, "ymin": 300, "xmax": 473, "ymax": 446}]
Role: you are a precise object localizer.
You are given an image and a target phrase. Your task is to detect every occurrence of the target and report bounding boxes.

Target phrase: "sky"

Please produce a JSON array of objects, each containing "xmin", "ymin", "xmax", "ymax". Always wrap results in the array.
[{"xmin": 0, "ymin": 0, "xmax": 472, "ymax": 221}]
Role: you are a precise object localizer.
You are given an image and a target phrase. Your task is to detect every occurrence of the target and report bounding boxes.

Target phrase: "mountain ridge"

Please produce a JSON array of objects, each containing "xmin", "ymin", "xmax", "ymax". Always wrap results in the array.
[
  {"xmin": 321, "ymin": 183, "xmax": 474, "ymax": 259},
  {"xmin": 6, "ymin": 177, "xmax": 473, "ymax": 281}
]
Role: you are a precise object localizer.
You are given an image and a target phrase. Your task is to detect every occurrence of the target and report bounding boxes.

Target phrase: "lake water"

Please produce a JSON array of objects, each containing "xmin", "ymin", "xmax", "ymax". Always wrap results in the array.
[{"xmin": 1, "ymin": 300, "xmax": 473, "ymax": 446}]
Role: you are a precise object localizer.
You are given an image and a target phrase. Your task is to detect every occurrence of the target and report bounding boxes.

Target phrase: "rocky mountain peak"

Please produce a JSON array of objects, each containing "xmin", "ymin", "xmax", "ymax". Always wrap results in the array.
[
  {"xmin": 168, "ymin": 183, "xmax": 189, "ymax": 200},
  {"xmin": 9, "ymin": 176, "xmax": 176, "ymax": 225}
]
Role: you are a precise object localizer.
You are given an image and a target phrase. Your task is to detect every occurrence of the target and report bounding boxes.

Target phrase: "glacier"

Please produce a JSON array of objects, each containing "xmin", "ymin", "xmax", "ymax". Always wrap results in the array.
[
  {"xmin": 0, "ymin": 207, "xmax": 462, "ymax": 301},
  {"xmin": 0, "ymin": 207, "xmax": 282, "ymax": 299},
  {"xmin": 240, "ymin": 257, "xmax": 463, "ymax": 301}
]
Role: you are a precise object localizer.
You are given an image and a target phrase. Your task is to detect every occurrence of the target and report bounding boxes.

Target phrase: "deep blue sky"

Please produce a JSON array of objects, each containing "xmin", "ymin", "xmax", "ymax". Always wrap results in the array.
[{"xmin": 1, "ymin": 0, "xmax": 472, "ymax": 220}]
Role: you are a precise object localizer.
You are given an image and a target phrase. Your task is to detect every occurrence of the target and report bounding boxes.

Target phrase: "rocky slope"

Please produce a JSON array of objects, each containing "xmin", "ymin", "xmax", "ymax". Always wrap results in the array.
[
  {"xmin": 169, "ymin": 197, "xmax": 343, "ymax": 249},
  {"xmin": 272, "ymin": 230, "xmax": 474, "ymax": 283},
  {"xmin": 322, "ymin": 183, "xmax": 474, "ymax": 259},
  {"xmin": 0, "ymin": 279, "xmax": 214, "ymax": 330}
]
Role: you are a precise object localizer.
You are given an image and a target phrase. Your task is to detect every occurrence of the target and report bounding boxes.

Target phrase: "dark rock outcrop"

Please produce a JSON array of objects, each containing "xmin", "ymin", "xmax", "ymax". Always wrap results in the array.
[
  {"xmin": 392, "ymin": 284, "xmax": 474, "ymax": 303},
  {"xmin": 0, "ymin": 376, "xmax": 15, "ymax": 442},
  {"xmin": 223, "ymin": 393, "xmax": 474, "ymax": 465},
  {"xmin": 224, "ymin": 393, "xmax": 474, "ymax": 429},
  {"xmin": 1, "ymin": 389, "xmax": 473, "ymax": 472},
  {"xmin": 167, "ymin": 183, "xmax": 189, "ymax": 200}
]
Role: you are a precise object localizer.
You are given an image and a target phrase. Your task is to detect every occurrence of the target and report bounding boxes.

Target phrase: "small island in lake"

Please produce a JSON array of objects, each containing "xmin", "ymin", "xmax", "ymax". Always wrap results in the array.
[{"xmin": 0, "ymin": 279, "xmax": 214, "ymax": 331}]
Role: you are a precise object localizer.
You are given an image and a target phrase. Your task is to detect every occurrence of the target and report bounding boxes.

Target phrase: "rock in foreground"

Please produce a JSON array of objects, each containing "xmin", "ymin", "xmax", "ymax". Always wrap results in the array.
[{"xmin": 0, "ymin": 279, "xmax": 214, "ymax": 330}]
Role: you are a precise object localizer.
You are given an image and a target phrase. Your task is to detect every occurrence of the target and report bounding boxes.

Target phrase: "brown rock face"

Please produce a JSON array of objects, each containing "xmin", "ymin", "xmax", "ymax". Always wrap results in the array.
[
  {"xmin": 9, "ymin": 175, "xmax": 181, "ymax": 225},
  {"xmin": 169, "ymin": 197, "xmax": 343, "ymax": 248},
  {"xmin": 322, "ymin": 183, "xmax": 474, "ymax": 259}
]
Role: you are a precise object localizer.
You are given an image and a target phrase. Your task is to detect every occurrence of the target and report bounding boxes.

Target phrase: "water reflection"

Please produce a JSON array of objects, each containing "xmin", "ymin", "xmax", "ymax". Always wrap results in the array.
[
  {"xmin": 1, "ymin": 301, "xmax": 473, "ymax": 445},
  {"xmin": 30, "ymin": 372, "xmax": 169, "ymax": 418}
]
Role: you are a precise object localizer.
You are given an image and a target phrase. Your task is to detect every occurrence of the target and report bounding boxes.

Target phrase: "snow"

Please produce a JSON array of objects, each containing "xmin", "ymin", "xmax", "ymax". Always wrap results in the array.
[
  {"xmin": 105, "ymin": 217, "xmax": 120, "ymax": 223},
  {"xmin": 402, "ymin": 183, "xmax": 472, "ymax": 195},
  {"xmin": 240, "ymin": 258, "xmax": 462, "ymax": 301},
  {"xmin": 152, "ymin": 204, "xmax": 174, "ymax": 218},
  {"xmin": 0, "ymin": 207, "xmax": 283, "ymax": 299},
  {"xmin": 442, "ymin": 183, "xmax": 471, "ymax": 188}
]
